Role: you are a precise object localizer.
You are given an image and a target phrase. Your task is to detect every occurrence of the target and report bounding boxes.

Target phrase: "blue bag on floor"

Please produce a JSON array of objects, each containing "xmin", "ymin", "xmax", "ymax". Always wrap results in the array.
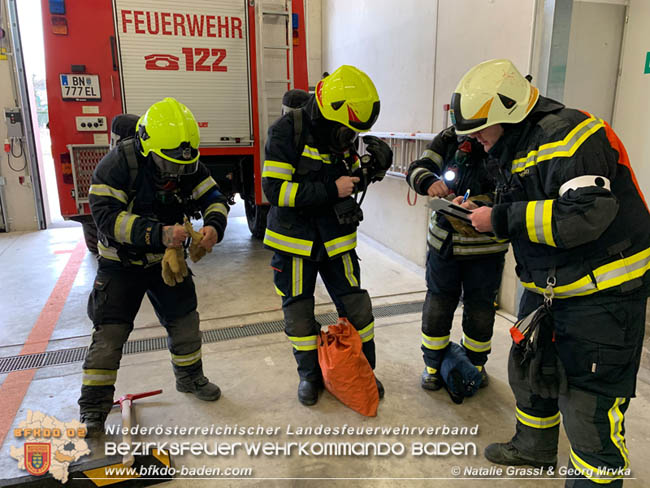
[{"xmin": 440, "ymin": 342, "xmax": 482, "ymax": 404}]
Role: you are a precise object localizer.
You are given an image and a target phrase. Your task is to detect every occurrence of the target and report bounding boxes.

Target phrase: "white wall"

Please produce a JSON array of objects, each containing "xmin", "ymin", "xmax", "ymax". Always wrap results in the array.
[
  {"xmin": 613, "ymin": 0, "xmax": 650, "ymax": 200},
  {"xmin": 322, "ymin": 0, "xmax": 438, "ymax": 133},
  {"xmin": 305, "ymin": 0, "xmax": 322, "ymax": 88},
  {"xmin": 433, "ymin": 0, "xmax": 536, "ymax": 132},
  {"xmin": 360, "ymin": 175, "xmax": 431, "ymax": 267},
  {"xmin": 564, "ymin": 1, "xmax": 626, "ymax": 123}
]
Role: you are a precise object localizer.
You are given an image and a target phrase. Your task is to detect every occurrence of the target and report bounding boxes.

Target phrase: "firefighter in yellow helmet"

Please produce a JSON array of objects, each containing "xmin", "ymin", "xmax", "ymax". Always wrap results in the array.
[
  {"xmin": 79, "ymin": 98, "xmax": 230, "ymax": 436},
  {"xmin": 451, "ymin": 59, "xmax": 650, "ymax": 486},
  {"xmin": 262, "ymin": 66, "xmax": 392, "ymax": 406}
]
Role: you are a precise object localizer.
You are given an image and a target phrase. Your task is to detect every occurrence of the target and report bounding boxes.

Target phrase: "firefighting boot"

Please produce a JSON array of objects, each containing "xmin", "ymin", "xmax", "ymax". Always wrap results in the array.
[
  {"xmin": 298, "ymin": 379, "xmax": 322, "ymax": 406},
  {"xmin": 80, "ymin": 412, "xmax": 107, "ymax": 438},
  {"xmin": 421, "ymin": 367, "xmax": 444, "ymax": 391},
  {"xmin": 484, "ymin": 442, "xmax": 557, "ymax": 469},
  {"xmin": 176, "ymin": 376, "xmax": 221, "ymax": 401}
]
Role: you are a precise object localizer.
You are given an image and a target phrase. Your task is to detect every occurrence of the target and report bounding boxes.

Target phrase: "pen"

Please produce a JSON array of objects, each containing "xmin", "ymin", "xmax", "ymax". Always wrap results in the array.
[{"xmin": 462, "ymin": 189, "xmax": 471, "ymax": 203}]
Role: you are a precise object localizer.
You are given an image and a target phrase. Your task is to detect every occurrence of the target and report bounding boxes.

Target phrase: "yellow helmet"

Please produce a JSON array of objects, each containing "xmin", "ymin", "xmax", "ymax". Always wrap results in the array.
[
  {"xmin": 451, "ymin": 59, "xmax": 539, "ymax": 135},
  {"xmin": 137, "ymin": 97, "xmax": 200, "ymax": 176},
  {"xmin": 315, "ymin": 65, "xmax": 380, "ymax": 132}
]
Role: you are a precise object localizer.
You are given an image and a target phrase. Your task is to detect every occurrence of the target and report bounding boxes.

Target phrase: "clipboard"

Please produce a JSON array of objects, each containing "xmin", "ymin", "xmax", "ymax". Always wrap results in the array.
[{"xmin": 426, "ymin": 198, "xmax": 473, "ymax": 224}]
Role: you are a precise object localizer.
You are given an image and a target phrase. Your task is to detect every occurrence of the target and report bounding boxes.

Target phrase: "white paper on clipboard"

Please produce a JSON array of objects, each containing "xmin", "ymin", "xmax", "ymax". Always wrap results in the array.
[{"xmin": 427, "ymin": 198, "xmax": 473, "ymax": 223}]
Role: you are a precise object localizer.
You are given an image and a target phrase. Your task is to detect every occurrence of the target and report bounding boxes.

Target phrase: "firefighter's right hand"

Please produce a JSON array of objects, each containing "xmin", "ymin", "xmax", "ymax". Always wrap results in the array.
[
  {"xmin": 162, "ymin": 224, "xmax": 189, "ymax": 248},
  {"xmin": 336, "ymin": 176, "xmax": 360, "ymax": 198},
  {"xmin": 427, "ymin": 180, "xmax": 451, "ymax": 198}
]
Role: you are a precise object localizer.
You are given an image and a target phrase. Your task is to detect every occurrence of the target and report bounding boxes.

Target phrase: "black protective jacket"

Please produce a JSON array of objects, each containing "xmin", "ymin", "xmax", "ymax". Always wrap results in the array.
[
  {"xmin": 262, "ymin": 101, "xmax": 363, "ymax": 261},
  {"xmin": 89, "ymin": 139, "xmax": 229, "ymax": 266},
  {"xmin": 489, "ymin": 96, "xmax": 650, "ymax": 298}
]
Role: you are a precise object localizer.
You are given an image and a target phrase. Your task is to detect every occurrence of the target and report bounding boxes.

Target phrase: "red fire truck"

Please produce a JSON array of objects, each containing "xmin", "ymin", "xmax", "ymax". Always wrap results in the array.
[{"xmin": 41, "ymin": 0, "xmax": 308, "ymax": 249}]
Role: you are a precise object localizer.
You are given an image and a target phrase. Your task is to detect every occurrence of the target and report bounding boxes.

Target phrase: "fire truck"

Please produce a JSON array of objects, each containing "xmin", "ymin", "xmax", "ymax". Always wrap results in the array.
[{"xmin": 41, "ymin": 0, "xmax": 308, "ymax": 250}]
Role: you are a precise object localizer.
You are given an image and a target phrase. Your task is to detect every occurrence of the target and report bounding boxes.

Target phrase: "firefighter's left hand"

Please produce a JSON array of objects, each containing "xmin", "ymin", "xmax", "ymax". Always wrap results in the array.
[
  {"xmin": 199, "ymin": 226, "xmax": 218, "ymax": 251},
  {"xmin": 469, "ymin": 206, "xmax": 493, "ymax": 233}
]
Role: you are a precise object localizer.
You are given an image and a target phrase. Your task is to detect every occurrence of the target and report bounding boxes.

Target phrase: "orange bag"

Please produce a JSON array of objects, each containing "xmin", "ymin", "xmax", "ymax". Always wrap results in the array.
[{"xmin": 318, "ymin": 318, "xmax": 379, "ymax": 417}]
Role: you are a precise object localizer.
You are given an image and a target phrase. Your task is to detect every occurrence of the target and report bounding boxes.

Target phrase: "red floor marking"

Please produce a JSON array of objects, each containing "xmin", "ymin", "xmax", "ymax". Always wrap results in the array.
[{"xmin": 0, "ymin": 239, "xmax": 86, "ymax": 447}]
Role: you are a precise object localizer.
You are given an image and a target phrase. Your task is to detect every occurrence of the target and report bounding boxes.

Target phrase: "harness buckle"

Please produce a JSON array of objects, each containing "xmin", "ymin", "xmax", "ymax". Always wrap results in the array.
[{"xmin": 543, "ymin": 275, "xmax": 556, "ymax": 306}]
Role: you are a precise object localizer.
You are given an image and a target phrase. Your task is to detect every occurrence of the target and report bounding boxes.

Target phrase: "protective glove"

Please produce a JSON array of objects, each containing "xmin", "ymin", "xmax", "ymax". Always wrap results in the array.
[
  {"xmin": 446, "ymin": 215, "xmax": 484, "ymax": 237},
  {"xmin": 333, "ymin": 197, "xmax": 364, "ymax": 225},
  {"xmin": 161, "ymin": 247, "xmax": 188, "ymax": 286},
  {"xmin": 508, "ymin": 304, "xmax": 551, "ymax": 387},
  {"xmin": 362, "ymin": 135, "xmax": 393, "ymax": 182},
  {"xmin": 528, "ymin": 325, "xmax": 568, "ymax": 399},
  {"xmin": 183, "ymin": 218, "xmax": 210, "ymax": 263}
]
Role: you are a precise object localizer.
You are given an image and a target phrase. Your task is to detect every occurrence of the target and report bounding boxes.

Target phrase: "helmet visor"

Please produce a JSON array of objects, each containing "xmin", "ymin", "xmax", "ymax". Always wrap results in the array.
[
  {"xmin": 348, "ymin": 101, "xmax": 380, "ymax": 131},
  {"xmin": 160, "ymin": 141, "xmax": 199, "ymax": 163},
  {"xmin": 450, "ymin": 93, "xmax": 488, "ymax": 134},
  {"xmin": 152, "ymin": 152, "xmax": 198, "ymax": 178}
]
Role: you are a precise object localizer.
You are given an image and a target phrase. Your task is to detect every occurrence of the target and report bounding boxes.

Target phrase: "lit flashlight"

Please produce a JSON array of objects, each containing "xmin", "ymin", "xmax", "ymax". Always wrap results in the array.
[{"xmin": 443, "ymin": 169, "xmax": 457, "ymax": 182}]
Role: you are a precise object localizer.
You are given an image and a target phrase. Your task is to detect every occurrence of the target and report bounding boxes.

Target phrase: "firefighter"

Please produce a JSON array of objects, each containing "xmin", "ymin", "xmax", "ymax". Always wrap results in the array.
[
  {"xmin": 406, "ymin": 127, "xmax": 508, "ymax": 393},
  {"xmin": 451, "ymin": 59, "xmax": 650, "ymax": 486},
  {"xmin": 79, "ymin": 97, "xmax": 229, "ymax": 435},
  {"xmin": 262, "ymin": 65, "xmax": 392, "ymax": 406}
]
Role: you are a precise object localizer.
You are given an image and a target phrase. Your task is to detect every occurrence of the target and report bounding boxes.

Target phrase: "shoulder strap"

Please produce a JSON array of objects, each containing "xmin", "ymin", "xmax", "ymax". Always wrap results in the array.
[
  {"xmin": 120, "ymin": 137, "xmax": 140, "ymax": 197},
  {"xmin": 292, "ymin": 109, "xmax": 303, "ymax": 152}
]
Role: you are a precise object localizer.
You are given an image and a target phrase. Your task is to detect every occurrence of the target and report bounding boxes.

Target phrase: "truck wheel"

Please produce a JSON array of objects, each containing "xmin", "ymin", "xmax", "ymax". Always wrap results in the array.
[
  {"xmin": 81, "ymin": 221, "xmax": 99, "ymax": 254},
  {"xmin": 244, "ymin": 198, "xmax": 269, "ymax": 239}
]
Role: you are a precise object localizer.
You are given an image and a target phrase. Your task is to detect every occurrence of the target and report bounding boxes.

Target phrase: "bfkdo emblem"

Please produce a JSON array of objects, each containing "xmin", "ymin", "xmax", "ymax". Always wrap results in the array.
[{"xmin": 24, "ymin": 443, "xmax": 51, "ymax": 476}]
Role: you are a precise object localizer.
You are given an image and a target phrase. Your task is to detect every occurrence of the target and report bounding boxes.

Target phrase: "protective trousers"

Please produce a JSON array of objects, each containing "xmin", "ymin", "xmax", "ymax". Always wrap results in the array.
[
  {"xmin": 271, "ymin": 251, "xmax": 375, "ymax": 381},
  {"xmin": 79, "ymin": 258, "xmax": 204, "ymax": 416},
  {"xmin": 421, "ymin": 250, "xmax": 504, "ymax": 372},
  {"xmin": 508, "ymin": 290, "xmax": 647, "ymax": 487}
]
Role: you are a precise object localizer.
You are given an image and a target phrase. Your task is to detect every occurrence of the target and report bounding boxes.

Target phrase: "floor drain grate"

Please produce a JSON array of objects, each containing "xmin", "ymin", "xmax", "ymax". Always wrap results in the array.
[{"xmin": 0, "ymin": 301, "xmax": 423, "ymax": 374}]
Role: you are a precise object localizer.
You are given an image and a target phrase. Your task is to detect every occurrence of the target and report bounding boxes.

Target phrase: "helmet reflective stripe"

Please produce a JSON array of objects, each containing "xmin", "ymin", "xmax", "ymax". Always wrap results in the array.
[
  {"xmin": 451, "ymin": 59, "xmax": 539, "ymax": 135},
  {"xmin": 315, "ymin": 65, "xmax": 380, "ymax": 132},
  {"xmin": 138, "ymin": 97, "xmax": 201, "ymax": 167}
]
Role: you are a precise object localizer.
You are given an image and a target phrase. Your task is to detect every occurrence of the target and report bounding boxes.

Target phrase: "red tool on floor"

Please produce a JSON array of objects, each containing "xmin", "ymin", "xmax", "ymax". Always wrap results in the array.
[{"xmin": 113, "ymin": 389, "xmax": 162, "ymax": 467}]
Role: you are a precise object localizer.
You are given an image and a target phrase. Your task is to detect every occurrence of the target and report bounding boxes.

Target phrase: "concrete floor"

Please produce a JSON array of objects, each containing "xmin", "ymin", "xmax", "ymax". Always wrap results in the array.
[{"xmin": 1, "ymin": 203, "xmax": 650, "ymax": 487}]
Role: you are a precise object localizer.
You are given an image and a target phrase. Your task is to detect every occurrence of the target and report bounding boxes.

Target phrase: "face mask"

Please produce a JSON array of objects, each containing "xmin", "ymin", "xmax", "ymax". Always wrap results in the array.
[
  {"xmin": 329, "ymin": 125, "xmax": 358, "ymax": 152},
  {"xmin": 151, "ymin": 152, "xmax": 198, "ymax": 180}
]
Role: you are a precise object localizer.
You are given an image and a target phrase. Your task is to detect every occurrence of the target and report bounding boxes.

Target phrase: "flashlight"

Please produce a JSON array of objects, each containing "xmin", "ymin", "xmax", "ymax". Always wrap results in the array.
[{"xmin": 443, "ymin": 169, "xmax": 457, "ymax": 182}]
